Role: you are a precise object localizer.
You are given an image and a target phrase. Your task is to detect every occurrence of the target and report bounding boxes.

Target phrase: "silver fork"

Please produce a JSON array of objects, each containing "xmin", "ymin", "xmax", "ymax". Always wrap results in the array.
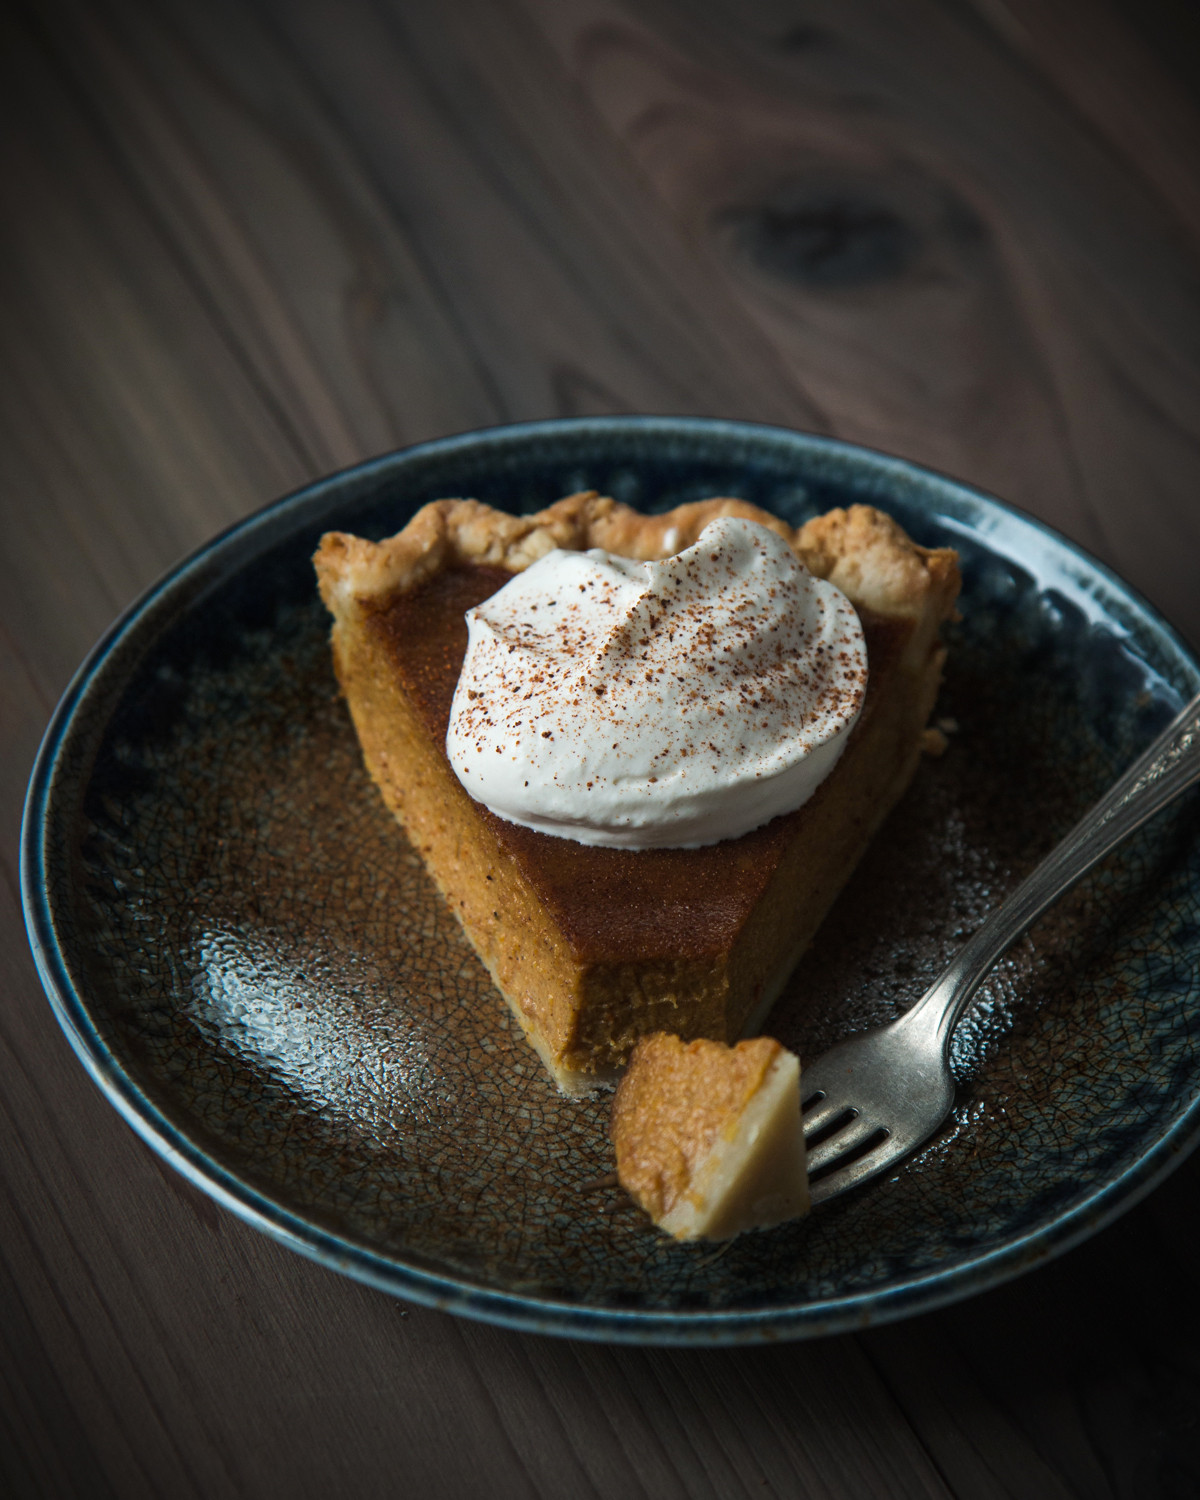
[{"xmin": 802, "ymin": 690, "xmax": 1200, "ymax": 1204}]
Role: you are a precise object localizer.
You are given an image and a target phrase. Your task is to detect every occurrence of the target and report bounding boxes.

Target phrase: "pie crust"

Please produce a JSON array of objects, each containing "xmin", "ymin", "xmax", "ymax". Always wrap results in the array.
[{"xmin": 314, "ymin": 491, "xmax": 960, "ymax": 1093}]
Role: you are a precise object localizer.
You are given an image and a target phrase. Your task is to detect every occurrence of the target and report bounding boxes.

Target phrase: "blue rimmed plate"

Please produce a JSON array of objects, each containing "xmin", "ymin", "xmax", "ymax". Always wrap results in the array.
[{"xmin": 22, "ymin": 417, "xmax": 1200, "ymax": 1342}]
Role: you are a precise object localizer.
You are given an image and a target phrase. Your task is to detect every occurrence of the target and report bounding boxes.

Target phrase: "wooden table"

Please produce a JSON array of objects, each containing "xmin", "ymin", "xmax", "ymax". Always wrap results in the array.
[{"xmin": 4, "ymin": 2, "xmax": 1200, "ymax": 1494}]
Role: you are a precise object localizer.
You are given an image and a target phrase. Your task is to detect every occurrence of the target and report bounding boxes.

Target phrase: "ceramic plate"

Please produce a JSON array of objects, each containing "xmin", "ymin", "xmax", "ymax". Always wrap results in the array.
[{"xmin": 22, "ymin": 418, "xmax": 1200, "ymax": 1343}]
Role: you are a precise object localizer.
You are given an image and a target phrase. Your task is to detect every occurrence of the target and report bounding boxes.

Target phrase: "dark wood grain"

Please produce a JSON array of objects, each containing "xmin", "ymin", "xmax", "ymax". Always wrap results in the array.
[{"xmin": 3, "ymin": 0, "xmax": 1200, "ymax": 1495}]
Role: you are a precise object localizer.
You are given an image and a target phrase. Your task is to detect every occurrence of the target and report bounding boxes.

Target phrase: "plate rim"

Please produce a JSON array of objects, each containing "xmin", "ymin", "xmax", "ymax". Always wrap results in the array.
[{"xmin": 21, "ymin": 415, "xmax": 1200, "ymax": 1344}]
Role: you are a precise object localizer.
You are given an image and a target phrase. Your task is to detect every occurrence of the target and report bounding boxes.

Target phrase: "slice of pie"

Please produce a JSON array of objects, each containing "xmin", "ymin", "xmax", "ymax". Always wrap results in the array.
[
  {"xmin": 611, "ymin": 1031, "xmax": 808, "ymax": 1240},
  {"xmin": 314, "ymin": 491, "xmax": 959, "ymax": 1093}
]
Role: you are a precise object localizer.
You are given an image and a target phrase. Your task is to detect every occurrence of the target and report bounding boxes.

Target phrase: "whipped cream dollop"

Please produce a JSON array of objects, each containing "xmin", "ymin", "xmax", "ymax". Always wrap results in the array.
[{"xmin": 445, "ymin": 517, "xmax": 867, "ymax": 848}]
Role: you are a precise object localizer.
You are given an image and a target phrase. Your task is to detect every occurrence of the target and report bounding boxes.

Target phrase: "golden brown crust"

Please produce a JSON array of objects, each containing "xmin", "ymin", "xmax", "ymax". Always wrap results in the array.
[
  {"xmin": 611, "ymin": 1033, "xmax": 783, "ymax": 1221},
  {"xmin": 314, "ymin": 491, "xmax": 958, "ymax": 626},
  {"xmin": 795, "ymin": 505, "xmax": 957, "ymax": 615}
]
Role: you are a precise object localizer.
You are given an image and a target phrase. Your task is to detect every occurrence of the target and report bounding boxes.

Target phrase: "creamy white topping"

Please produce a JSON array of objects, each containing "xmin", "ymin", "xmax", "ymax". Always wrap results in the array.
[{"xmin": 445, "ymin": 517, "xmax": 868, "ymax": 848}]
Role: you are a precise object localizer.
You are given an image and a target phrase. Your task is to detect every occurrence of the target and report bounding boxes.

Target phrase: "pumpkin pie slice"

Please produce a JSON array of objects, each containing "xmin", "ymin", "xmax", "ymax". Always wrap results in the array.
[
  {"xmin": 314, "ymin": 492, "xmax": 959, "ymax": 1093},
  {"xmin": 611, "ymin": 1032, "xmax": 808, "ymax": 1240}
]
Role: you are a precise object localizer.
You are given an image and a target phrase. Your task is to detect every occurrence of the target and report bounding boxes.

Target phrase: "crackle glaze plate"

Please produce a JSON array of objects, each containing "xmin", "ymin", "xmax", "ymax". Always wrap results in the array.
[{"xmin": 22, "ymin": 418, "xmax": 1200, "ymax": 1343}]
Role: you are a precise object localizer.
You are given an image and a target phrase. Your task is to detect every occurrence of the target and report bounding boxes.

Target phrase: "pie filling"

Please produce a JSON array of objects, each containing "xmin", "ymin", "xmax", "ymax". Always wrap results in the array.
[{"xmin": 611, "ymin": 1033, "xmax": 810, "ymax": 1241}]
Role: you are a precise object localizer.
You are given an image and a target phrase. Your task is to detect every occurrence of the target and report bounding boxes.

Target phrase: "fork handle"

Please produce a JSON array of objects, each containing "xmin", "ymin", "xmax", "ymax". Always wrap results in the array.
[{"xmin": 905, "ymin": 690, "xmax": 1200, "ymax": 1055}]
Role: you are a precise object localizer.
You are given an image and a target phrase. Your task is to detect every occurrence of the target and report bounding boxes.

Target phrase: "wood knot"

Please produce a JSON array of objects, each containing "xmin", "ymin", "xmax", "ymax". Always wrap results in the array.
[
  {"xmin": 728, "ymin": 185, "xmax": 916, "ymax": 288},
  {"xmin": 776, "ymin": 23, "xmax": 828, "ymax": 51}
]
